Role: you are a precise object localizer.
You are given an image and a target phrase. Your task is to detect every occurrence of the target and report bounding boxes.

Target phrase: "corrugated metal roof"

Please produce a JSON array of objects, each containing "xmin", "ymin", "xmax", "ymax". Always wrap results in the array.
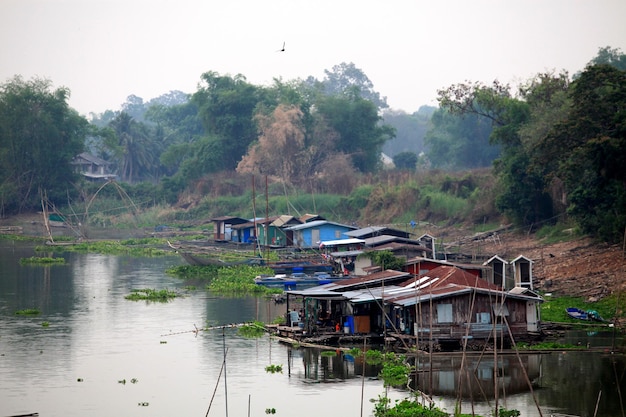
[
  {"xmin": 286, "ymin": 220, "xmax": 357, "ymax": 231},
  {"xmin": 321, "ymin": 238, "xmax": 365, "ymax": 246},
  {"xmin": 344, "ymin": 226, "xmax": 386, "ymax": 237},
  {"xmin": 330, "ymin": 250, "xmax": 364, "ymax": 257}
]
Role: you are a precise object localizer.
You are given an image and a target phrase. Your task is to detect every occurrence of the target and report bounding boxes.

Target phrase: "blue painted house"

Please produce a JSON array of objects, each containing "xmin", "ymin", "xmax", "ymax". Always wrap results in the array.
[
  {"xmin": 230, "ymin": 220, "xmax": 257, "ymax": 244},
  {"xmin": 285, "ymin": 220, "xmax": 357, "ymax": 249}
]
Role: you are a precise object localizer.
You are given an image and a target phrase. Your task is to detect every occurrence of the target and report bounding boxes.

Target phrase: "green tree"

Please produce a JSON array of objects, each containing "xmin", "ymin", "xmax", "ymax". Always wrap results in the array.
[
  {"xmin": 424, "ymin": 108, "xmax": 498, "ymax": 170},
  {"xmin": 545, "ymin": 65, "xmax": 626, "ymax": 242},
  {"xmin": 586, "ymin": 46, "xmax": 626, "ymax": 71},
  {"xmin": 192, "ymin": 72, "xmax": 270, "ymax": 170},
  {"xmin": 382, "ymin": 107, "xmax": 433, "ymax": 157},
  {"xmin": 318, "ymin": 62, "xmax": 388, "ymax": 109},
  {"xmin": 392, "ymin": 151, "xmax": 418, "ymax": 170},
  {"xmin": 436, "ymin": 80, "xmax": 558, "ymax": 226},
  {"xmin": 146, "ymin": 99, "xmax": 203, "ymax": 177},
  {"xmin": 0, "ymin": 76, "xmax": 87, "ymax": 212},
  {"xmin": 368, "ymin": 250, "xmax": 406, "ymax": 271},
  {"xmin": 315, "ymin": 94, "xmax": 395, "ymax": 173},
  {"xmin": 108, "ymin": 112, "xmax": 158, "ymax": 183}
]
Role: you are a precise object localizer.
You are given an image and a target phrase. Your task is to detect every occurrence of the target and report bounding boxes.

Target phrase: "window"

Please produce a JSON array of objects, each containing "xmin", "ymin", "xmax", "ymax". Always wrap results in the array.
[
  {"xmin": 436, "ymin": 304, "xmax": 453, "ymax": 323},
  {"xmin": 492, "ymin": 303, "xmax": 509, "ymax": 317},
  {"xmin": 476, "ymin": 312, "xmax": 491, "ymax": 323},
  {"xmin": 335, "ymin": 230, "xmax": 341, "ymax": 239}
]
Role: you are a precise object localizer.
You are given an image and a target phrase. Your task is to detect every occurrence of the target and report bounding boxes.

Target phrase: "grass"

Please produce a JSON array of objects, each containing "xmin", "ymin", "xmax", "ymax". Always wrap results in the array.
[
  {"xmin": 239, "ymin": 321, "xmax": 267, "ymax": 338},
  {"xmin": 124, "ymin": 288, "xmax": 179, "ymax": 302},
  {"xmin": 516, "ymin": 341, "xmax": 585, "ymax": 350},
  {"xmin": 540, "ymin": 293, "xmax": 626, "ymax": 324},
  {"xmin": 19, "ymin": 256, "xmax": 66, "ymax": 265},
  {"xmin": 534, "ymin": 222, "xmax": 582, "ymax": 244},
  {"xmin": 15, "ymin": 308, "xmax": 41, "ymax": 315},
  {"xmin": 35, "ymin": 238, "xmax": 171, "ymax": 257},
  {"xmin": 207, "ymin": 265, "xmax": 279, "ymax": 295}
]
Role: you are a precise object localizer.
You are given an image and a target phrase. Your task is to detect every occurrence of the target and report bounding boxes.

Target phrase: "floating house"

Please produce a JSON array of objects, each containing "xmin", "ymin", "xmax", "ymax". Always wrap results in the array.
[
  {"xmin": 285, "ymin": 220, "xmax": 357, "ymax": 249},
  {"xmin": 282, "ymin": 265, "xmax": 543, "ymax": 349},
  {"xmin": 320, "ymin": 238, "xmax": 365, "ymax": 275},
  {"xmin": 256, "ymin": 215, "xmax": 302, "ymax": 247},
  {"xmin": 210, "ymin": 216, "xmax": 249, "ymax": 242},
  {"xmin": 230, "ymin": 220, "xmax": 257, "ymax": 244}
]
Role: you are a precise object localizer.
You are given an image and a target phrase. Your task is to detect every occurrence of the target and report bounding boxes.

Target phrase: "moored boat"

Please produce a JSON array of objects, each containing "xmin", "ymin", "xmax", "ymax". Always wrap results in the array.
[
  {"xmin": 254, "ymin": 272, "xmax": 344, "ymax": 289},
  {"xmin": 566, "ymin": 307, "xmax": 589, "ymax": 320},
  {"xmin": 566, "ymin": 307, "xmax": 607, "ymax": 322}
]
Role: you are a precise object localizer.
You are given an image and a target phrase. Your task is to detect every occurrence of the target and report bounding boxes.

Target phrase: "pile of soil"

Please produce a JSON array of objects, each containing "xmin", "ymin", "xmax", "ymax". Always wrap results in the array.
[{"xmin": 439, "ymin": 227, "xmax": 626, "ymax": 301}]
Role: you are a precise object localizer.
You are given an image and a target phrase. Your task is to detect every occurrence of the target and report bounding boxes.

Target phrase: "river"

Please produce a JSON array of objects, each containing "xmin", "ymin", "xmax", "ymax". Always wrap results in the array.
[{"xmin": 0, "ymin": 241, "xmax": 624, "ymax": 417}]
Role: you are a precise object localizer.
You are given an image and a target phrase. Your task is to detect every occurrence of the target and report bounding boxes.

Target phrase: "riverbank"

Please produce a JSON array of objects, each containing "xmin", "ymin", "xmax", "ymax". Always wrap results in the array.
[{"xmin": 3, "ymin": 212, "xmax": 626, "ymax": 302}]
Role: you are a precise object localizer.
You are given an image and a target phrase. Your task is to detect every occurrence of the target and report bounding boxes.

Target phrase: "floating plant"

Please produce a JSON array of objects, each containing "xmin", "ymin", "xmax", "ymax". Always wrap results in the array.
[
  {"xmin": 264, "ymin": 364, "xmax": 283, "ymax": 374},
  {"xmin": 15, "ymin": 308, "xmax": 40, "ymax": 315}
]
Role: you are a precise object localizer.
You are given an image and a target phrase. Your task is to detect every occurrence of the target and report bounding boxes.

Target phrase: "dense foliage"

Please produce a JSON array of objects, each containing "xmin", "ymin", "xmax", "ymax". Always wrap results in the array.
[
  {"xmin": 2, "ymin": 48, "xmax": 625, "ymax": 245},
  {"xmin": 0, "ymin": 76, "xmax": 87, "ymax": 212},
  {"xmin": 437, "ymin": 51, "xmax": 626, "ymax": 243}
]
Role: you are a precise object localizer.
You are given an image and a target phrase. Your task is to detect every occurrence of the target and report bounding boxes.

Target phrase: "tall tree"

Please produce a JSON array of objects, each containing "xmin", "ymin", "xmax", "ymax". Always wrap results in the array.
[
  {"xmin": 424, "ymin": 109, "xmax": 498, "ymax": 170},
  {"xmin": 315, "ymin": 94, "xmax": 395, "ymax": 173},
  {"xmin": 192, "ymin": 72, "xmax": 269, "ymax": 170},
  {"xmin": 437, "ymin": 80, "xmax": 556, "ymax": 226},
  {"xmin": 319, "ymin": 62, "xmax": 388, "ymax": 110},
  {"xmin": 586, "ymin": 46, "xmax": 626, "ymax": 71},
  {"xmin": 392, "ymin": 151, "xmax": 418, "ymax": 170},
  {"xmin": 544, "ymin": 65, "xmax": 626, "ymax": 242},
  {"xmin": 108, "ymin": 112, "xmax": 157, "ymax": 183},
  {"xmin": 237, "ymin": 104, "xmax": 306, "ymax": 184},
  {"xmin": 0, "ymin": 76, "xmax": 87, "ymax": 212},
  {"xmin": 382, "ymin": 107, "xmax": 433, "ymax": 157}
]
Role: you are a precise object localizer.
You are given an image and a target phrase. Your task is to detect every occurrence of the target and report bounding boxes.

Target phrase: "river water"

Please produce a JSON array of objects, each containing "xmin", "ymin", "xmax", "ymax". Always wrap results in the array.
[{"xmin": 1, "ymin": 241, "xmax": 625, "ymax": 417}]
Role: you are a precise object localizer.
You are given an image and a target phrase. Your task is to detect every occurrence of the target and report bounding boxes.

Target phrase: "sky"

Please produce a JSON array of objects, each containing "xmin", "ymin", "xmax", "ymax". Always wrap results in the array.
[{"xmin": 1, "ymin": 0, "xmax": 625, "ymax": 116}]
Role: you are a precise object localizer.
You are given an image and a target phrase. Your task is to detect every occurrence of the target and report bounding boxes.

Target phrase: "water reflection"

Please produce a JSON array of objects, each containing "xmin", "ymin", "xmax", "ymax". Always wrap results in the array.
[
  {"xmin": 411, "ymin": 353, "xmax": 542, "ymax": 399},
  {"xmin": 0, "ymin": 243, "xmax": 625, "ymax": 417}
]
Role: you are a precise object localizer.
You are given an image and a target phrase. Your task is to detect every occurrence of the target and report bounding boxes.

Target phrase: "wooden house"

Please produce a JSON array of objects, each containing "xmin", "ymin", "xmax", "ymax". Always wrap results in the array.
[
  {"xmin": 417, "ymin": 233, "xmax": 437, "ymax": 259},
  {"xmin": 283, "ymin": 266, "xmax": 542, "ymax": 349},
  {"xmin": 299, "ymin": 214, "xmax": 326, "ymax": 223},
  {"xmin": 320, "ymin": 238, "xmax": 365, "ymax": 275},
  {"xmin": 210, "ymin": 216, "xmax": 248, "ymax": 242},
  {"xmin": 511, "ymin": 255, "xmax": 534, "ymax": 289},
  {"xmin": 230, "ymin": 221, "xmax": 257, "ymax": 244},
  {"xmin": 256, "ymin": 215, "xmax": 302, "ymax": 247},
  {"xmin": 71, "ymin": 152, "xmax": 116, "ymax": 181},
  {"xmin": 483, "ymin": 255, "xmax": 510, "ymax": 289},
  {"xmin": 285, "ymin": 220, "xmax": 357, "ymax": 249},
  {"xmin": 363, "ymin": 235, "xmax": 432, "ymax": 260},
  {"xmin": 385, "ymin": 265, "xmax": 543, "ymax": 348},
  {"xmin": 404, "ymin": 256, "xmax": 488, "ymax": 280},
  {"xmin": 284, "ymin": 270, "xmax": 411, "ymax": 335}
]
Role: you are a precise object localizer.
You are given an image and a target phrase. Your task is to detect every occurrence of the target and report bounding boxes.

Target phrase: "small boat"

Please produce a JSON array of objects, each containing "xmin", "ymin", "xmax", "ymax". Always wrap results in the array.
[
  {"xmin": 254, "ymin": 272, "xmax": 344, "ymax": 289},
  {"xmin": 566, "ymin": 307, "xmax": 607, "ymax": 322},
  {"xmin": 566, "ymin": 307, "xmax": 589, "ymax": 320}
]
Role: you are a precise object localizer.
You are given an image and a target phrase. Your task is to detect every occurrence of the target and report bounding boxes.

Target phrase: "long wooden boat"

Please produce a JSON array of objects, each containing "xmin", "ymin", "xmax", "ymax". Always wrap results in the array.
[{"xmin": 169, "ymin": 241, "xmax": 334, "ymax": 273}]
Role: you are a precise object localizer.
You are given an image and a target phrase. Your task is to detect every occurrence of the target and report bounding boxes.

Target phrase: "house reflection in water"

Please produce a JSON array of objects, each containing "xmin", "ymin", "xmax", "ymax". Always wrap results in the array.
[{"xmin": 409, "ymin": 353, "xmax": 542, "ymax": 399}]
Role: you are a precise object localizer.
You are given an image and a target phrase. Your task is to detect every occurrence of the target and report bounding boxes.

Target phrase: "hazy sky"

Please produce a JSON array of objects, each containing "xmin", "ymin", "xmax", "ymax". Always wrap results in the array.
[{"xmin": 2, "ymin": 0, "xmax": 625, "ymax": 116}]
